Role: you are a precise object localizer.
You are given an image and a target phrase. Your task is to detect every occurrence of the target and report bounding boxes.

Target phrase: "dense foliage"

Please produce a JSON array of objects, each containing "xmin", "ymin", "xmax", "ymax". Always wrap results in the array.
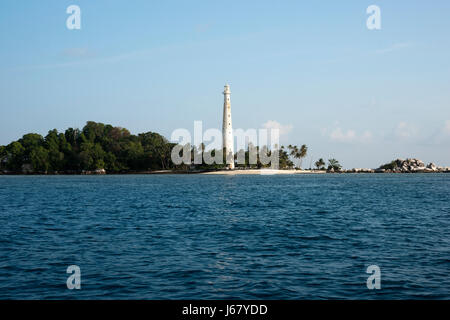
[
  {"xmin": 235, "ymin": 144, "xmax": 295, "ymax": 169},
  {"xmin": 379, "ymin": 160, "xmax": 398, "ymax": 170},
  {"xmin": 0, "ymin": 122, "xmax": 174, "ymax": 173},
  {"xmin": 0, "ymin": 121, "xmax": 316, "ymax": 173}
]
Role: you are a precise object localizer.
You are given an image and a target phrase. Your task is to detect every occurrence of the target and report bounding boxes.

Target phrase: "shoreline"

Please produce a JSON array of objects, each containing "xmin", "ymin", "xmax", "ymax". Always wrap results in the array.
[{"xmin": 1, "ymin": 169, "xmax": 449, "ymax": 176}]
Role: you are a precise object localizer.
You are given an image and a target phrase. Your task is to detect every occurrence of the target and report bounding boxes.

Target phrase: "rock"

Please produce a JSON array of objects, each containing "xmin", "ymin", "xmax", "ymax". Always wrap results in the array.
[
  {"xmin": 348, "ymin": 168, "xmax": 374, "ymax": 173},
  {"xmin": 377, "ymin": 158, "xmax": 444, "ymax": 173},
  {"xmin": 21, "ymin": 164, "xmax": 33, "ymax": 174},
  {"xmin": 81, "ymin": 168, "xmax": 106, "ymax": 175}
]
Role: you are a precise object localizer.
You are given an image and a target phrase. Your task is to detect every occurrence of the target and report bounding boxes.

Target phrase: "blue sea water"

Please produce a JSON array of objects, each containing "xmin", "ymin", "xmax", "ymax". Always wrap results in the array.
[{"xmin": 0, "ymin": 174, "xmax": 449, "ymax": 300}]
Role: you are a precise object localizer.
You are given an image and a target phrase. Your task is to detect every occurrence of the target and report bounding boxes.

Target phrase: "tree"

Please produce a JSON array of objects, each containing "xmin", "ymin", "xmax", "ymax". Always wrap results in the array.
[
  {"xmin": 104, "ymin": 152, "xmax": 120, "ymax": 171},
  {"xmin": 6, "ymin": 141, "xmax": 25, "ymax": 171},
  {"xmin": 298, "ymin": 144, "xmax": 308, "ymax": 168},
  {"xmin": 45, "ymin": 130, "xmax": 65, "ymax": 171},
  {"xmin": 379, "ymin": 160, "xmax": 397, "ymax": 170},
  {"xmin": 327, "ymin": 158, "xmax": 342, "ymax": 172},
  {"xmin": 4, "ymin": 121, "xmax": 323, "ymax": 173},
  {"xmin": 19, "ymin": 133, "xmax": 44, "ymax": 150},
  {"xmin": 82, "ymin": 121, "xmax": 105, "ymax": 143},
  {"xmin": 278, "ymin": 146, "xmax": 294, "ymax": 169},
  {"xmin": 315, "ymin": 158, "xmax": 326, "ymax": 170},
  {"xmin": 288, "ymin": 145, "xmax": 297, "ymax": 167},
  {"xmin": 65, "ymin": 128, "xmax": 80, "ymax": 146},
  {"xmin": 258, "ymin": 145, "xmax": 270, "ymax": 168},
  {"xmin": 79, "ymin": 142, "xmax": 106, "ymax": 170},
  {"xmin": 288, "ymin": 144, "xmax": 308, "ymax": 169},
  {"xmin": 0, "ymin": 146, "xmax": 6, "ymax": 169},
  {"xmin": 30, "ymin": 146, "xmax": 49, "ymax": 172},
  {"xmin": 121, "ymin": 140, "xmax": 144, "ymax": 170}
]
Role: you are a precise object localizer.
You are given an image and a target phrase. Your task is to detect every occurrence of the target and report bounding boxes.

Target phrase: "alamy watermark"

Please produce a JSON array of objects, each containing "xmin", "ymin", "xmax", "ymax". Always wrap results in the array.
[
  {"xmin": 66, "ymin": 5, "xmax": 81, "ymax": 30},
  {"xmin": 66, "ymin": 265, "xmax": 81, "ymax": 289},
  {"xmin": 366, "ymin": 5, "xmax": 381, "ymax": 30},
  {"xmin": 366, "ymin": 265, "xmax": 381, "ymax": 289},
  {"xmin": 170, "ymin": 121, "xmax": 280, "ymax": 169},
  {"xmin": 64, "ymin": 5, "xmax": 381, "ymax": 32}
]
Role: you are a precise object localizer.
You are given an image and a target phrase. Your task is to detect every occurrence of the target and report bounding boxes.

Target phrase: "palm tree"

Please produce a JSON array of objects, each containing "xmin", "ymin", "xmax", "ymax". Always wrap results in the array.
[
  {"xmin": 287, "ymin": 145, "xmax": 298, "ymax": 168},
  {"xmin": 315, "ymin": 158, "xmax": 325, "ymax": 170},
  {"xmin": 288, "ymin": 145, "xmax": 297, "ymax": 156},
  {"xmin": 327, "ymin": 158, "xmax": 342, "ymax": 171},
  {"xmin": 298, "ymin": 144, "xmax": 307, "ymax": 168},
  {"xmin": 287, "ymin": 144, "xmax": 308, "ymax": 169}
]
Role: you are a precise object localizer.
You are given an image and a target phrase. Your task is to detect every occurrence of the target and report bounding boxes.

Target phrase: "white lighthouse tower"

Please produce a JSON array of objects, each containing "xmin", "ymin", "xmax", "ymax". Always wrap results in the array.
[{"xmin": 222, "ymin": 84, "xmax": 234, "ymax": 169}]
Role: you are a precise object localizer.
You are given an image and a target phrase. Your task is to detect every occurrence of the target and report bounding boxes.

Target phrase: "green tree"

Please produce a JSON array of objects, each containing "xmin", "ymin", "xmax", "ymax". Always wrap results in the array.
[
  {"xmin": 315, "ymin": 158, "xmax": 326, "ymax": 170},
  {"xmin": 278, "ymin": 146, "xmax": 294, "ymax": 169},
  {"xmin": 0, "ymin": 121, "xmax": 207, "ymax": 173},
  {"xmin": 104, "ymin": 152, "xmax": 120, "ymax": 172},
  {"xmin": 297, "ymin": 144, "xmax": 308, "ymax": 168},
  {"xmin": 79, "ymin": 142, "xmax": 106, "ymax": 170},
  {"xmin": 6, "ymin": 141, "xmax": 25, "ymax": 171},
  {"xmin": 121, "ymin": 140, "xmax": 144, "ymax": 170},
  {"xmin": 30, "ymin": 146, "xmax": 49, "ymax": 172},
  {"xmin": 327, "ymin": 158, "xmax": 342, "ymax": 171},
  {"xmin": 0, "ymin": 146, "xmax": 6, "ymax": 169},
  {"xmin": 288, "ymin": 144, "xmax": 308, "ymax": 169},
  {"xmin": 19, "ymin": 133, "xmax": 44, "ymax": 150},
  {"xmin": 65, "ymin": 128, "xmax": 81, "ymax": 147},
  {"xmin": 82, "ymin": 121, "xmax": 105, "ymax": 143},
  {"xmin": 379, "ymin": 160, "xmax": 397, "ymax": 170},
  {"xmin": 139, "ymin": 132, "xmax": 171, "ymax": 169},
  {"xmin": 45, "ymin": 129, "xmax": 65, "ymax": 171}
]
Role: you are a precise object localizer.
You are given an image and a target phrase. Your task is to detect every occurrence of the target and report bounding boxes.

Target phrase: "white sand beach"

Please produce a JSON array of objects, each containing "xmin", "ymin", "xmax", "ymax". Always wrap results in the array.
[{"xmin": 200, "ymin": 169, "xmax": 327, "ymax": 175}]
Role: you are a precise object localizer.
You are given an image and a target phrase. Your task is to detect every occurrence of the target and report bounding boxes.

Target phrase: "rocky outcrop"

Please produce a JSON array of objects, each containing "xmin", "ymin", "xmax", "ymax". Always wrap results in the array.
[
  {"xmin": 349, "ymin": 168, "xmax": 375, "ymax": 173},
  {"xmin": 378, "ymin": 158, "xmax": 450, "ymax": 173}
]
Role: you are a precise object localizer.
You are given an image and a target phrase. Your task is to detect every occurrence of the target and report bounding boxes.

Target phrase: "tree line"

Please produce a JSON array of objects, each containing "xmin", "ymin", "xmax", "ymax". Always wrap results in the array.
[
  {"xmin": 0, "ymin": 121, "xmax": 174, "ymax": 173},
  {"xmin": 0, "ymin": 121, "xmax": 340, "ymax": 173}
]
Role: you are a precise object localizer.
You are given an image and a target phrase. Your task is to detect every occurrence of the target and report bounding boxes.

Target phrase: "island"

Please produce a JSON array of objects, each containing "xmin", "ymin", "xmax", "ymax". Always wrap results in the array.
[{"xmin": 0, "ymin": 121, "xmax": 449, "ymax": 175}]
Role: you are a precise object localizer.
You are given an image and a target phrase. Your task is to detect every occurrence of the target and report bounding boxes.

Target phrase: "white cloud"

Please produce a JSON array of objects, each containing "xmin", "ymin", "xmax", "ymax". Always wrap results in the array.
[
  {"xmin": 61, "ymin": 47, "xmax": 93, "ymax": 58},
  {"xmin": 361, "ymin": 130, "xmax": 373, "ymax": 141},
  {"xmin": 20, "ymin": 48, "xmax": 155, "ymax": 70},
  {"xmin": 324, "ymin": 126, "xmax": 373, "ymax": 143},
  {"xmin": 262, "ymin": 120, "xmax": 293, "ymax": 136},
  {"xmin": 444, "ymin": 120, "xmax": 450, "ymax": 135},
  {"xmin": 376, "ymin": 42, "xmax": 412, "ymax": 54},
  {"xmin": 395, "ymin": 121, "xmax": 418, "ymax": 139},
  {"xmin": 330, "ymin": 128, "xmax": 356, "ymax": 142},
  {"xmin": 423, "ymin": 120, "xmax": 450, "ymax": 145}
]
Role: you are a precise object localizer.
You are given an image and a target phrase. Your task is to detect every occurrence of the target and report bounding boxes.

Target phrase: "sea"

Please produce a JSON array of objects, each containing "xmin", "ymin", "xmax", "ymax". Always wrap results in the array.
[{"xmin": 0, "ymin": 174, "xmax": 449, "ymax": 299}]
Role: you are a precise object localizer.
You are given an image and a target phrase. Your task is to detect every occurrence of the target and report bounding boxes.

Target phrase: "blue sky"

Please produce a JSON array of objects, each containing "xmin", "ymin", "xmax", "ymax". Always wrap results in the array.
[{"xmin": 1, "ymin": 0, "xmax": 449, "ymax": 168}]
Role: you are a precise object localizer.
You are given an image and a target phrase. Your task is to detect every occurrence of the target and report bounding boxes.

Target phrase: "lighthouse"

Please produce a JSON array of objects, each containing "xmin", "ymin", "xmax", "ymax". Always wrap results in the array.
[{"xmin": 222, "ymin": 84, "xmax": 234, "ymax": 169}]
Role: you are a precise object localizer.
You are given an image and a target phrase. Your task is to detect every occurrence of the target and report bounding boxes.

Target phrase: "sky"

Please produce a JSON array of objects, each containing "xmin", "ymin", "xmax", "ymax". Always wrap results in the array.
[{"xmin": 0, "ymin": 0, "xmax": 449, "ymax": 168}]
